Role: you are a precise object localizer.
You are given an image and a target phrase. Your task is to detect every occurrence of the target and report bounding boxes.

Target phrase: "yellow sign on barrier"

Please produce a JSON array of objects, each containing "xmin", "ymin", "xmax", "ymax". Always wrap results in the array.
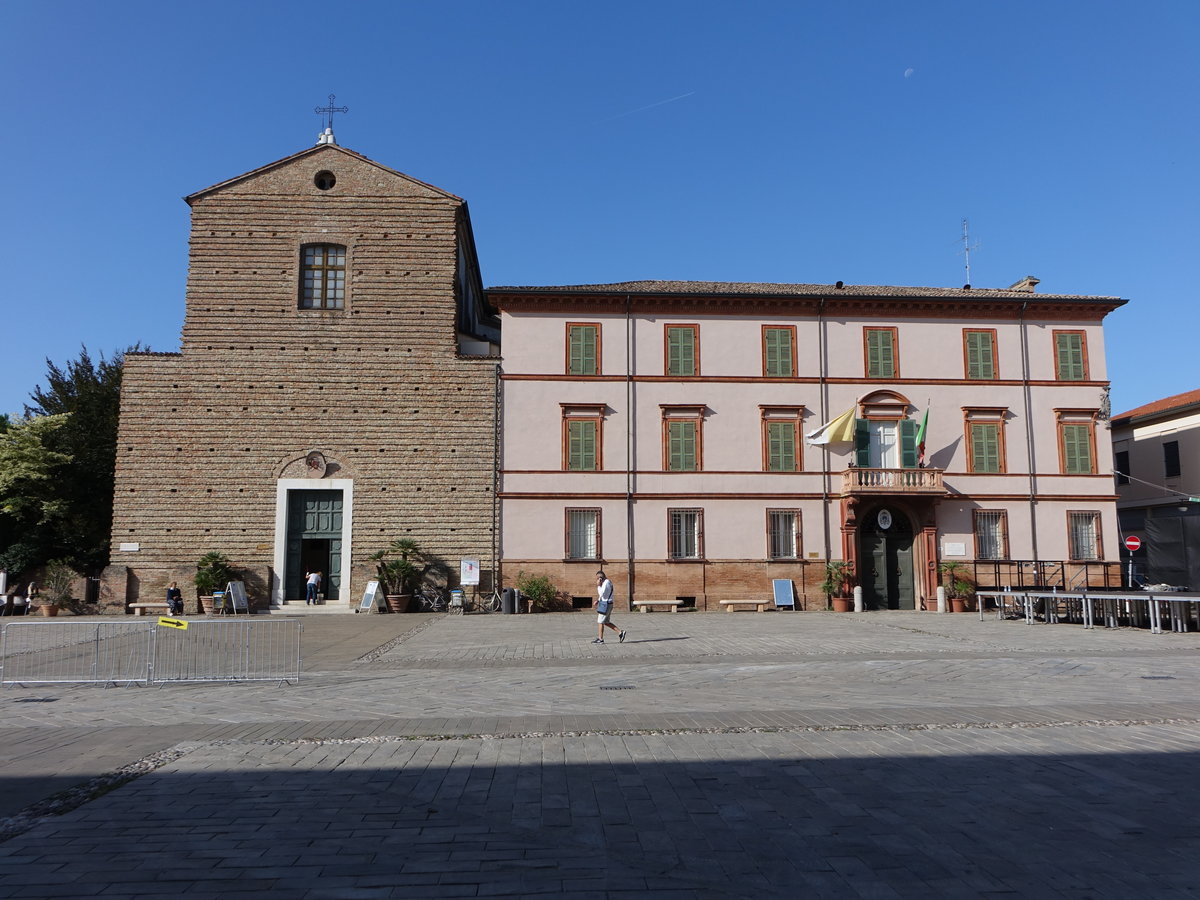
[{"xmin": 158, "ymin": 617, "xmax": 189, "ymax": 630}]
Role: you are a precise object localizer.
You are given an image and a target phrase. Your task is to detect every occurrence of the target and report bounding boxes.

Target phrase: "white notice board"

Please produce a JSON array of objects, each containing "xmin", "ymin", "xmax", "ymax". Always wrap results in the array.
[
  {"xmin": 460, "ymin": 558, "xmax": 481, "ymax": 586},
  {"xmin": 359, "ymin": 580, "xmax": 380, "ymax": 613}
]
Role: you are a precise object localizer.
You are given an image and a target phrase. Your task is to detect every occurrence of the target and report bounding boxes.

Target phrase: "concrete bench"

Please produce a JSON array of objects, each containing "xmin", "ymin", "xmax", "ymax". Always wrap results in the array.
[
  {"xmin": 129, "ymin": 602, "xmax": 170, "ymax": 616},
  {"xmin": 719, "ymin": 598, "xmax": 773, "ymax": 612},
  {"xmin": 632, "ymin": 600, "xmax": 684, "ymax": 613}
]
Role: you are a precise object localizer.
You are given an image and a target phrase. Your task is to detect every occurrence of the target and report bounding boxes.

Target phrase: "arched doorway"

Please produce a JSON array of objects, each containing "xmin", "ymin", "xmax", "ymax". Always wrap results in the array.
[{"xmin": 859, "ymin": 505, "xmax": 915, "ymax": 610}]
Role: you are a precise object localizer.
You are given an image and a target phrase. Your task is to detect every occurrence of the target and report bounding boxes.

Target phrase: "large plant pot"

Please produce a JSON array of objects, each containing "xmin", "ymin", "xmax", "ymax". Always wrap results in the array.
[
  {"xmin": 831, "ymin": 597, "xmax": 853, "ymax": 612},
  {"xmin": 40, "ymin": 604, "xmax": 59, "ymax": 617},
  {"xmin": 950, "ymin": 598, "xmax": 967, "ymax": 613},
  {"xmin": 199, "ymin": 595, "xmax": 215, "ymax": 615},
  {"xmin": 385, "ymin": 594, "xmax": 411, "ymax": 613}
]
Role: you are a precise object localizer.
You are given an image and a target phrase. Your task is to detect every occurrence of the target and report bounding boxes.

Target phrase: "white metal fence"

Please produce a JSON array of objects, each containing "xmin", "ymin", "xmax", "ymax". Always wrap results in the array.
[{"xmin": 0, "ymin": 619, "xmax": 302, "ymax": 686}]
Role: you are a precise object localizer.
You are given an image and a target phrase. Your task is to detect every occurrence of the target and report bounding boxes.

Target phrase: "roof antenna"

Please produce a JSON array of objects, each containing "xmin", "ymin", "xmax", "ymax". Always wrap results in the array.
[{"xmin": 960, "ymin": 218, "xmax": 980, "ymax": 289}]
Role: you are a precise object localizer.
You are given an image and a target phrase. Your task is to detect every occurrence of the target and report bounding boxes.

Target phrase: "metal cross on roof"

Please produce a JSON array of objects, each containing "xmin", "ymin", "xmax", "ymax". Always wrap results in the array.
[{"xmin": 314, "ymin": 94, "xmax": 349, "ymax": 130}]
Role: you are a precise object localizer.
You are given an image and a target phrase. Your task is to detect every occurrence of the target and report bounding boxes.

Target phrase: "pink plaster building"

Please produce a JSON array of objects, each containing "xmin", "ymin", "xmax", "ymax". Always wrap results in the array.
[{"xmin": 492, "ymin": 279, "xmax": 1127, "ymax": 611}]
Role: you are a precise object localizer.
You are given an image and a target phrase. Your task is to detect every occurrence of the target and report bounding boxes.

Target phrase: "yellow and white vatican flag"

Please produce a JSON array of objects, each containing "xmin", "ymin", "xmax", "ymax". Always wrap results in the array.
[{"xmin": 805, "ymin": 407, "xmax": 857, "ymax": 445}]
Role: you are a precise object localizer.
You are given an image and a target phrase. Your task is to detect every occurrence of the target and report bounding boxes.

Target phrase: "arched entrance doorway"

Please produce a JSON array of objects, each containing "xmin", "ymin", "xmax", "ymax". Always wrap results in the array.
[{"xmin": 859, "ymin": 505, "xmax": 915, "ymax": 610}]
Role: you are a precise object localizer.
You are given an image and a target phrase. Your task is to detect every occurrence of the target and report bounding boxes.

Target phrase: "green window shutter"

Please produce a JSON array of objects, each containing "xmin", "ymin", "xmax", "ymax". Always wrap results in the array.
[
  {"xmin": 764, "ymin": 328, "xmax": 792, "ymax": 376},
  {"xmin": 568, "ymin": 420, "xmax": 596, "ymax": 470},
  {"xmin": 767, "ymin": 422, "xmax": 795, "ymax": 471},
  {"xmin": 1063, "ymin": 424, "xmax": 1093, "ymax": 474},
  {"xmin": 867, "ymin": 330, "xmax": 895, "ymax": 378},
  {"xmin": 668, "ymin": 421, "xmax": 697, "ymax": 471},
  {"xmin": 900, "ymin": 418, "xmax": 918, "ymax": 468},
  {"xmin": 667, "ymin": 328, "xmax": 695, "ymax": 376},
  {"xmin": 966, "ymin": 332, "xmax": 995, "ymax": 379},
  {"xmin": 1056, "ymin": 333, "xmax": 1084, "ymax": 380},
  {"xmin": 569, "ymin": 326, "xmax": 597, "ymax": 375},
  {"xmin": 855, "ymin": 418, "xmax": 871, "ymax": 467},
  {"xmin": 971, "ymin": 423, "xmax": 1000, "ymax": 473}
]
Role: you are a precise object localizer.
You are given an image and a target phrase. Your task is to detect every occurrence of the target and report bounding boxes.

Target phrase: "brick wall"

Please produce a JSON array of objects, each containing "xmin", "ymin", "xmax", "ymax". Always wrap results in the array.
[{"xmin": 105, "ymin": 145, "xmax": 498, "ymax": 609}]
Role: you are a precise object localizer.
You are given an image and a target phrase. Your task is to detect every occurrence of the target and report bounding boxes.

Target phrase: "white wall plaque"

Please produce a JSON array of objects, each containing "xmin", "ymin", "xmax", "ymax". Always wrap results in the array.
[
  {"xmin": 119, "ymin": 542, "xmax": 141, "ymax": 552},
  {"xmin": 942, "ymin": 542, "xmax": 966, "ymax": 557}
]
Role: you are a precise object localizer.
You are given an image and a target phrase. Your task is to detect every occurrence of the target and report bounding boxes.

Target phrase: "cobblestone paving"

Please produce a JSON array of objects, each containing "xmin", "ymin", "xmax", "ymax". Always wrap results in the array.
[{"xmin": 1, "ymin": 611, "xmax": 1199, "ymax": 897}]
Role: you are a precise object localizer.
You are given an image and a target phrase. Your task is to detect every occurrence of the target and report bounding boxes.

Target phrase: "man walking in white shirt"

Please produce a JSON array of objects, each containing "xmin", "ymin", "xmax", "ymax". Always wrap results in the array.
[{"xmin": 593, "ymin": 570, "xmax": 626, "ymax": 644}]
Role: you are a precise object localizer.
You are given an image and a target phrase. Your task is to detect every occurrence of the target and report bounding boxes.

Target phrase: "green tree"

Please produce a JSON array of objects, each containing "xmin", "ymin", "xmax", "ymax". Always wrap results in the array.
[
  {"xmin": 16, "ymin": 344, "xmax": 144, "ymax": 573},
  {"xmin": 0, "ymin": 414, "xmax": 73, "ymax": 573}
]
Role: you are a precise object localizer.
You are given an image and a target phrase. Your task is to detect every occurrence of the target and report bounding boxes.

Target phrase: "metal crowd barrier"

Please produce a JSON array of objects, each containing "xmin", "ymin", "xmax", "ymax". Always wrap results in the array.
[
  {"xmin": 0, "ymin": 618, "xmax": 302, "ymax": 686},
  {"xmin": 975, "ymin": 589, "xmax": 1200, "ymax": 634}
]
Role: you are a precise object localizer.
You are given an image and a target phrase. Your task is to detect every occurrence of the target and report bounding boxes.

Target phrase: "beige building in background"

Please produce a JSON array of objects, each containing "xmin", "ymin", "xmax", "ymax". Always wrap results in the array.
[
  {"xmin": 494, "ymin": 281, "xmax": 1127, "ymax": 610},
  {"xmin": 104, "ymin": 137, "xmax": 500, "ymax": 611},
  {"xmin": 1112, "ymin": 388, "xmax": 1200, "ymax": 588}
]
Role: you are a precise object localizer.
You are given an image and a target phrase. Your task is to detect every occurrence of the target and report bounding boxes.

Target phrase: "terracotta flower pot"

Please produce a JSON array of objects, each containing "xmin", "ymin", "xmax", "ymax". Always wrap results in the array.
[
  {"xmin": 385, "ymin": 594, "xmax": 411, "ymax": 613},
  {"xmin": 950, "ymin": 597, "xmax": 967, "ymax": 613},
  {"xmin": 831, "ymin": 597, "xmax": 853, "ymax": 612},
  {"xmin": 40, "ymin": 604, "xmax": 59, "ymax": 617}
]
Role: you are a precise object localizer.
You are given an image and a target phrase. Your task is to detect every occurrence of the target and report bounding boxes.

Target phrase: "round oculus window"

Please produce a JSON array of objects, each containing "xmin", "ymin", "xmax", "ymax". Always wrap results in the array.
[{"xmin": 314, "ymin": 170, "xmax": 336, "ymax": 191}]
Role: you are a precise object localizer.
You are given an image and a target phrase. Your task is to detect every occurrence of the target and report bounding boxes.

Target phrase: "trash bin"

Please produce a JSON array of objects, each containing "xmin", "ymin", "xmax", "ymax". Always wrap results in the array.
[
  {"xmin": 450, "ymin": 589, "xmax": 464, "ymax": 609},
  {"xmin": 501, "ymin": 587, "xmax": 516, "ymax": 615}
]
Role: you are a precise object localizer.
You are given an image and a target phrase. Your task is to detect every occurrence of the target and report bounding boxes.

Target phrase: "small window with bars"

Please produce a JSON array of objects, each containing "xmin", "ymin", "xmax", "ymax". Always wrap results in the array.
[
  {"xmin": 668, "ymin": 509, "xmax": 703, "ymax": 559},
  {"xmin": 767, "ymin": 510, "xmax": 801, "ymax": 559},
  {"xmin": 300, "ymin": 244, "xmax": 347, "ymax": 309},
  {"xmin": 1068, "ymin": 511, "xmax": 1101, "ymax": 560},
  {"xmin": 566, "ymin": 509, "xmax": 600, "ymax": 560},
  {"xmin": 974, "ymin": 510, "xmax": 1008, "ymax": 560}
]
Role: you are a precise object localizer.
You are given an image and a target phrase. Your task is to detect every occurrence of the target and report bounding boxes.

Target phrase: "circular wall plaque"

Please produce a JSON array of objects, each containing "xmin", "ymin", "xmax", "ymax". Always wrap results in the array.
[
  {"xmin": 305, "ymin": 450, "xmax": 327, "ymax": 478},
  {"xmin": 877, "ymin": 509, "xmax": 893, "ymax": 530}
]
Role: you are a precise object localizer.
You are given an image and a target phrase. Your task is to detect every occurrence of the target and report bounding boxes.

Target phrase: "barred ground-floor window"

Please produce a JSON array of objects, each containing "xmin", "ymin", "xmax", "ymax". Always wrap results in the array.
[
  {"xmin": 767, "ymin": 509, "xmax": 801, "ymax": 559},
  {"xmin": 1068, "ymin": 511, "xmax": 1102, "ymax": 560},
  {"xmin": 669, "ymin": 509, "xmax": 703, "ymax": 559}
]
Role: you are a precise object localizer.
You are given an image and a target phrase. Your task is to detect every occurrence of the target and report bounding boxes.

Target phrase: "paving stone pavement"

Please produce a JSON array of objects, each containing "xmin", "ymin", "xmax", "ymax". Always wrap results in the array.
[{"xmin": 1, "ymin": 610, "xmax": 1199, "ymax": 898}]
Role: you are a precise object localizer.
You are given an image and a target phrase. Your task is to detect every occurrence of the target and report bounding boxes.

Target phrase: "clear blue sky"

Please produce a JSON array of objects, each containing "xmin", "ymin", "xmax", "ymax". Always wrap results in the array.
[{"xmin": 3, "ymin": 1, "xmax": 1197, "ymax": 417}]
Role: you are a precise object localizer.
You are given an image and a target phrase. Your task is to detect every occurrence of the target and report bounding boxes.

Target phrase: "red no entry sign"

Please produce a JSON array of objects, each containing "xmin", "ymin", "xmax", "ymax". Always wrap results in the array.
[{"xmin": 1124, "ymin": 535, "xmax": 1142, "ymax": 552}]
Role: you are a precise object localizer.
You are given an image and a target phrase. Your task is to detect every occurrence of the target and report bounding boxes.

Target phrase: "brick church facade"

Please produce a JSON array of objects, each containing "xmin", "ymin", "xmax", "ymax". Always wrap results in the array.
[{"xmin": 103, "ymin": 139, "xmax": 500, "ymax": 610}]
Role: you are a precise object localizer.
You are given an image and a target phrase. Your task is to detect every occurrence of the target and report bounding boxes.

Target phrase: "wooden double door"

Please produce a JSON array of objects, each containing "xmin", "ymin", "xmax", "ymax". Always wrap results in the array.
[
  {"xmin": 285, "ymin": 490, "xmax": 343, "ymax": 601},
  {"xmin": 859, "ymin": 506, "xmax": 915, "ymax": 610}
]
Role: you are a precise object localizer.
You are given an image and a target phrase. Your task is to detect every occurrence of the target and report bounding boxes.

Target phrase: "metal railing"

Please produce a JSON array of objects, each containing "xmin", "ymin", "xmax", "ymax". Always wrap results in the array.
[
  {"xmin": 0, "ymin": 619, "xmax": 302, "ymax": 686},
  {"xmin": 968, "ymin": 560, "xmax": 1123, "ymax": 590}
]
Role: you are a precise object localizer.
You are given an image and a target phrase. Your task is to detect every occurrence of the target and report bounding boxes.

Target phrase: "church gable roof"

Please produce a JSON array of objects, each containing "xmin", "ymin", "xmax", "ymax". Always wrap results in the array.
[{"xmin": 184, "ymin": 144, "xmax": 462, "ymax": 205}]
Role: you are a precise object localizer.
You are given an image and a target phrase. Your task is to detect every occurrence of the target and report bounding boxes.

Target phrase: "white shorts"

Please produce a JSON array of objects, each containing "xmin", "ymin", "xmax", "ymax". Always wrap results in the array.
[{"xmin": 597, "ymin": 610, "xmax": 612, "ymax": 624}]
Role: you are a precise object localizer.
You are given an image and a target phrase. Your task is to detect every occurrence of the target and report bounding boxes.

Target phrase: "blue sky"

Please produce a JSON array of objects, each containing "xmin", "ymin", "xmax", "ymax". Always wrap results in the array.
[{"xmin": 3, "ymin": 1, "xmax": 1197, "ymax": 417}]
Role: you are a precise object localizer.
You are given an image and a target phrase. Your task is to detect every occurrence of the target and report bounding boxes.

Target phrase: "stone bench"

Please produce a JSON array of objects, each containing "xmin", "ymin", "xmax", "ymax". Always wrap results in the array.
[
  {"xmin": 719, "ymin": 598, "xmax": 773, "ymax": 612},
  {"xmin": 632, "ymin": 600, "xmax": 684, "ymax": 613},
  {"xmin": 129, "ymin": 602, "xmax": 170, "ymax": 616}
]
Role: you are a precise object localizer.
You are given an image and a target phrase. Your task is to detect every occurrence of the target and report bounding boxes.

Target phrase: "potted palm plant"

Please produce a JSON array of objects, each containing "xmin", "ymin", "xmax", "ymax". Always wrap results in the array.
[
  {"xmin": 821, "ymin": 560, "xmax": 854, "ymax": 612},
  {"xmin": 370, "ymin": 539, "xmax": 425, "ymax": 613},
  {"xmin": 42, "ymin": 559, "xmax": 81, "ymax": 616},
  {"xmin": 938, "ymin": 562, "xmax": 974, "ymax": 613},
  {"xmin": 195, "ymin": 551, "xmax": 234, "ymax": 614}
]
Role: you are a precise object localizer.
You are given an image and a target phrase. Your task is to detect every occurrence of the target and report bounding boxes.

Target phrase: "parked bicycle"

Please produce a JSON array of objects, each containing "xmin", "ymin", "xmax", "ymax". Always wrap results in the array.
[{"xmin": 416, "ymin": 586, "xmax": 448, "ymax": 612}]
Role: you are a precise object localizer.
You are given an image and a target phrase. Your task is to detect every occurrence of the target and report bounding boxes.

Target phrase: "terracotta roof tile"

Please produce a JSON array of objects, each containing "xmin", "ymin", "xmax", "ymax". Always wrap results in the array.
[
  {"xmin": 486, "ymin": 280, "xmax": 1123, "ymax": 303},
  {"xmin": 1112, "ymin": 388, "xmax": 1200, "ymax": 423}
]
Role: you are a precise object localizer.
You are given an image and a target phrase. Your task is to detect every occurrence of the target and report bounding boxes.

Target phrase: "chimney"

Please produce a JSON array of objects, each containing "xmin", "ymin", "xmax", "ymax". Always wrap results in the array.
[{"xmin": 1007, "ymin": 275, "xmax": 1040, "ymax": 293}]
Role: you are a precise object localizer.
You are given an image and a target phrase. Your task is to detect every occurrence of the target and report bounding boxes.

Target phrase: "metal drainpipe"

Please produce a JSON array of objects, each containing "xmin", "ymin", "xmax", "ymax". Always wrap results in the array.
[
  {"xmin": 817, "ymin": 298, "xmax": 832, "ymax": 562},
  {"xmin": 625, "ymin": 294, "xmax": 635, "ymax": 605},
  {"xmin": 492, "ymin": 361, "xmax": 502, "ymax": 596},
  {"xmin": 1019, "ymin": 301, "xmax": 1040, "ymax": 566}
]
